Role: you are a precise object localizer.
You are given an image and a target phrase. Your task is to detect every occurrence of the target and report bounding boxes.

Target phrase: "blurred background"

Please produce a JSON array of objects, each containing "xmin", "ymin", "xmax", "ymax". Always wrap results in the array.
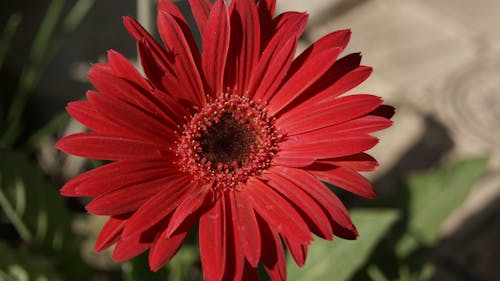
[{"xmin": 0, "ymin": 0, "xmax": 499, "ymax": 280}]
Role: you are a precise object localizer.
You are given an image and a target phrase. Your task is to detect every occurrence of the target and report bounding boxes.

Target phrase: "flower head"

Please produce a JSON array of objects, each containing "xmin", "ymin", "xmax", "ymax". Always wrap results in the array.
[{"xmin": 56, "ymin": 0, "xmax": 394, "ymax": 280}]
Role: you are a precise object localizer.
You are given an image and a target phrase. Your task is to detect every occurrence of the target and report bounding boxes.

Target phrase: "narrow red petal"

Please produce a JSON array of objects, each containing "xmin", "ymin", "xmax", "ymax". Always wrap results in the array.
[
  {"xmin": 301, "ymin": 65, "xmax": 373, "ymax": 107},
  {"xmin": 272, "ymin": 153, "xmax": 316, "ymax": 168},
  {"xmin": 279, "ymin": 134, "xmax": 379, "ymax": 160},
  {"xmin": 241, "ymin": 260, "xmax": 260, "ymax": 281},
  {"xmin": 267, "ymin": 47, "xmax": 343, "ymax": 115},
  {"xmin": 259, "ymin": 215, "xmax": 286, "ymax": 281},
  {"xmin": 225, "ymin": 0, "xmax": 260, "ymax": 95},
  {"xmin": 112, "ymin": 240, "xmax": 150, "ymax": 262},
  {"xmin": 283, "ymin": 237, "xmax": 308, "ymax": 268},
  {"xmin": 61, "ymin": 159, "xmax": 176, "ymax": 197},
  {"xmin": 264, "ymin": 171, "xmax": 333, "ymax": 240},
  {"xmin": 149, "ymin": 215, "xmax": 195, "ymax": 272},
  {"xmin": 107, "ymin": 50, "xmax": 149, "ymax": 89},
  {"xmin": 66, "ymin": 99, "xmax": 130, "ymax": 138},
  {"xmin": 257, "ymin": 0, "xmax": 277, "ymax": 49},
  {"xmin": 88, "ymin": 65, "xmax": 180, "ymax": 129},
  {"xmin": 137, "ymin": 39, "xmax": 181, "ymax": 98},
  {"xmin": 86, "ymin": 91, "xmax": 177, "ymax": 143},
  {"xmin": 199, "ymin": 194, "xmax": 226, "ymax": 281},
  {"xmin": 157, "ymin": 0, "xmax": 201, "ymax": 69},
  {"xmin": 273, "ymin": 41, "xmax": 363, "ymax": 115},
  {"xmin": 95, "ymin": 215, "xmax": 130, "ymax": 252},
  {"xmin": 277, "ymin": 94, "xmax": 383, "ymax": 135},
  {"xmin": 157, "ymin": 11, "xmax": 205, "ymax": 106},
  {"xmin": 112, "ymin": 221, "xmax": 163, "ymax": 262},
  {"xmin": 121, "ymin": 177, "xmax": 194, "ymax": 239},
  {"xmin": 202, "ymin": 0, "xmax": 230, "ymax": 97},
  {"xmin": 249, "ymin": 12, "xmax": 308, "ymax": 100},
  {"xmin": 289, "ymin": 29, "xmax": 351, "ymax": 74},
  {"xmin": 274, "ymin": 167, "xmax": 356, "ymax": 233},
  {"xmin": 229, "ymin": 191, "xmax": 261, "ymax": 267},
  {"xmin": 165, "ymin": 185, "xmax": 211, "ymax": 238},
  {"xmin": 308, "ymin": 164, "xmax": 377, "ymax": 199},
  {"xmin": 123, "ymin": 16, "xmax": 170, "ymax": 65},
  {"xmin": 245, "ymin": 179, "xmax": 312, "ymax": 244},
  {"xmin": 370, "ymin": 104, "xmax": 396, "ymax": 119},
  {"xmin": 315, "ymin": 153, "xmax": 379, "ymax": 172},
  {"xmin": 86, "ymin": 175, "xmax": 182, "ymax": 215},
  {"xmin": 55, "ymin": 132, "xmax": 164, "ymax": 160},
  {"xmin": 221, "ymin": 193, "xmax": 244, "ymax": 281},
  {"xmin": 189, "ymin": 0, "xmax": 213, "ymax": 37}
]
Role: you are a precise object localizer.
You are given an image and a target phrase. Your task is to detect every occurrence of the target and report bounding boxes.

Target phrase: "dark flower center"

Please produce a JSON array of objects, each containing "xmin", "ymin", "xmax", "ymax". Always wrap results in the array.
[
  {"xmin": 176, "ymin": 95, "xmax": 282, "ymax": 191},
  {"xmin": 198, "ymin": 113, "xmax": 256, "ymax": 170}
]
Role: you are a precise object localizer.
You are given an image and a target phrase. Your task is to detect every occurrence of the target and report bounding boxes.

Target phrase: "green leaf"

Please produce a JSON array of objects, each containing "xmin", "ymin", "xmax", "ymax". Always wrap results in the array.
[
  {"xmin": 0, "ymin": 148, "xmax": 90, "ymax": 281},
  {"xmin": 396, "ymin": 157, "xmax": 488, "ymax": 257},
  {"xmin": 288, "ymin": 209, "xmax": 399, "ymax": 281}
]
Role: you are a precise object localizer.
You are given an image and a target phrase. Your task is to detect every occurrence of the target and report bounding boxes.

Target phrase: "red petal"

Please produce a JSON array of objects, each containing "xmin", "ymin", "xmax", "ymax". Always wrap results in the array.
[
  {"xmin": 289, "ymin": 29, "xmax": 351, "ymax": 74},
  {"xmin": 370, "ymin": 104, "xmax": 396, "ymax": 119},
  {"xmin": 189, "ymin": 0, "xmax": 213, "ymax": 37},
  {"xmin": 249, "ymin": 12, "xmax": 308, "ymax": 100},
  {"xmin": 319, "ymin": 115, "xmax": 393, "ymax": 135},
  {"xmin": 257, "ymin": 0, "xmax": 276, "ymax": 49},
  {"xmin": 112, "ymin": 221, "xmax": 163, "ymax": 262},
  {"xmin": 272, "ymin": 153, "xmax": 316, "ymax": 168},
  {"xmin": 199, "ymin": 194, "xmax": 226, "ymax": 281},
  {"xmin": 165, "ymin": 185, "xmax": 211, "ymax": 238},
  {"xmin": 61, "ymin": 159, "xmax": 177, "ymax": 197},
  {"xmin": 86, "ymin": 91, "xmax": 177, "ymax": 143},
  {"xmin": 66, "ymin": 99, "xmax": 130, "ymax": 137},
  {"xmin": 225, "ymin": 0, "xmax": 260, "ymax": 95},
  {"xmin": 137, "ymin": 39, "xmax": 180, "ymax": 97},
  {"xmin": 221, "ymin": 193, "xmax": 244, "ymax": 281},
  {"xmin": 107, "ymin": 50, "xmax": 149, "ymax": 89},
  {"xmin": 86, "ymin": 175, "xmax": 183, "ymax": 215},
  {"xmin": 264, "ymin": 171, "xmax": 333, "ymax": 240},
  {"xmin": 123, "ymin": 16, "xmax": 170, "ymax": 65},
  {"xmin": 95, "ymin": 215, "xmax": 130, "ymax": 252},
  {"xmin": 315, "ymin": 153, "xmax": 379, "ymax": 172},
  {"xmin": 241, "ymin": 260, "xmax": 260, "ymax": 281},
  {"xmin": 277, "ymin": 94, "xmax": 384, "ymax": 135},
  {"xmin": 283, "ymin": 237, "xmax": 308, "ymax": 268},
  {"xmin": 258, "ymin": 215, "xmax": 286, "ymax": 281},
  {"xmin": 308, "ymin": 164, "xmax": 377, "ymax": 199},
  {"xmin": 157, "ymin": 0, "xmax": 201, "ymax": 69},
  {"xmin": 245, "ymin": 179, "xmax": 312, "ymax": 244},
  {"xmin": 267, "ymin": 46, "xmax": 343, "ymax": 115},
  {"xmin": 279, "ymin": 134, "xmax": 379, "ymax": 160},
  {"xmin": 55, "ymin": 132, "xmax": 164, "ymax": 160},
  {"xmin": 267, "ymin": 30, "xmax": 351, "ymax": 114},
  {"xmin": 157, "ymin": 11, "xmax": 205, "ymax": 106},
  {"xmin": 88, "ymin": 66, "xmax": 180, "ymax": 130},
  {"xmin": 148, "ymin": 216, "xmax": 195, "ymax": 272},
  {"xmin": 121, "ymin": 177, "xmax": 194, "ymax": 239},
  {"xmin": 202, "ymin": 0, "xmax": 230, "ymax": 98},
  {"xmin": 274, "ymin": 167, "xmax": 356, "ymax": 233},
  {"xmin": 275, "ymin": 52, "xmax": 364, "ymax": 114},
  {"xmin": 229, "ymin": 191, "xmax": 261, "ymax": 267},
  {"xmin": 301, "ymin": 66, "xmax": 373, "ymax": 107}
]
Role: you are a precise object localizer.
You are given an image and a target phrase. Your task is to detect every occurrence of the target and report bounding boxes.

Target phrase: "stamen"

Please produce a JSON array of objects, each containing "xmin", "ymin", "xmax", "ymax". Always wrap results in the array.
[{"xmin": 175, "ymin": 95, "xmax": 282, "ymax": 191}]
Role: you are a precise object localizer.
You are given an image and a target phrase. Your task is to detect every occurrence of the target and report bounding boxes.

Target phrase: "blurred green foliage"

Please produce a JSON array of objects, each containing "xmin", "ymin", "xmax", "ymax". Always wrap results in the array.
[{"xmin": 0, "ymin": 0, "xmax": 490, "ymax": 280}]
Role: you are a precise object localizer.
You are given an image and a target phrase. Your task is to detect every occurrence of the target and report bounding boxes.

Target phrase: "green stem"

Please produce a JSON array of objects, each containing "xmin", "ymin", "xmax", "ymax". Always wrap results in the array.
[{"xmin": 0, "ymin": 178, "xmax": 32, "ymax": 243}]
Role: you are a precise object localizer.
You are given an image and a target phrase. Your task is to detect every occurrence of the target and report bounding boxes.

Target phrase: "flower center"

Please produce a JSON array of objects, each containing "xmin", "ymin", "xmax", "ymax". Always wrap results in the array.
[
  {"xmin": 176, "ymin": 95, "xmax": 281, "ymax": 191},
  {"xmin": 198, "ymin": 113, "xmax": 255, "ymax": 170}
]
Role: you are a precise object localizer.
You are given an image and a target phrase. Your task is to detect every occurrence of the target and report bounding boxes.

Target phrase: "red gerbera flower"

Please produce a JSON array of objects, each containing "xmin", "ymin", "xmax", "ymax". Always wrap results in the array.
[{"xmin": 56, "ymin": 0, "xmax": 394, "ymax": 280}]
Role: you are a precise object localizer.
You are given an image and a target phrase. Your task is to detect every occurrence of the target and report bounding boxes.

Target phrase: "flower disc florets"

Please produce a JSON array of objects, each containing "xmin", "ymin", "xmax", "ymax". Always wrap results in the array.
[{"xmin": 176, "ymin": 95, "xmax": 281, "ymax": 191}]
